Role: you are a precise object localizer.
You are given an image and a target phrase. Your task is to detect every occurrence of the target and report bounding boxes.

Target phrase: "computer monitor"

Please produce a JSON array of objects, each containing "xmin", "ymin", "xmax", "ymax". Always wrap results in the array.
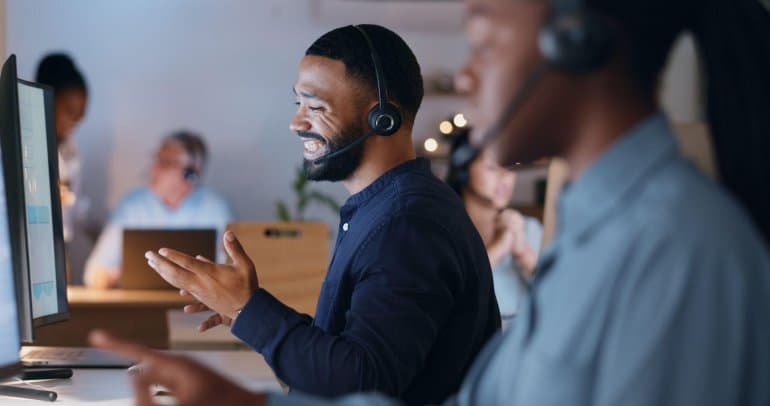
[
  {"xmin": 0, "ymin": 170, "xmax": 22, "ymax": 380},
  {"xmin": 0, "ymin": 56, "xmax": 23, "ymax": 379},
  {"xmin": 16, "ymin": 78, "xmax": 69, "ymax": 325},
  {"xmin": 0, "ymin": 55, "xmax": 34, "ymax": 343}
]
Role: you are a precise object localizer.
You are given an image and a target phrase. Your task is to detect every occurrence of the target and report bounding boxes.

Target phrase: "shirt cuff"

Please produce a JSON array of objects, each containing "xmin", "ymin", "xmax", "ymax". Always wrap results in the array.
[{"xmin": 231, "ymin": 288, "xmax": 299, "ymax": 351}]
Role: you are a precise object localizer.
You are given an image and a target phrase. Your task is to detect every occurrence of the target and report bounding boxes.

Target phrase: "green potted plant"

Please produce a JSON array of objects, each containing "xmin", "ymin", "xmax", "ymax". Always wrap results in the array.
[{"xmin": 275, "ymin": 167, "xmax": 340, "ymax": 221}]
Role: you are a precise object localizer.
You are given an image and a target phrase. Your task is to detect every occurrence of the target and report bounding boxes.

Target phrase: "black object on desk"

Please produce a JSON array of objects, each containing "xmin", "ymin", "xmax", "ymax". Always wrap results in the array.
[
  {"xmin": 22, "ymin": 368, "xmax": 73, "ymax": 380},
  {"xmin": 0, "ymin": 384, "xmax": 58, "ymax": 402},
  {"xmin": 0, "ymin": 368, "xmax": 71, "ymax": 402}
]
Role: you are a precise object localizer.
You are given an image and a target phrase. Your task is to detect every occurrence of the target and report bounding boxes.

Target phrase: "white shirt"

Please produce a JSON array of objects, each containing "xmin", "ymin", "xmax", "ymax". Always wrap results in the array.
[{"xmin": 58, "ymin": 139, "xmax": 82, "ymax": 242}]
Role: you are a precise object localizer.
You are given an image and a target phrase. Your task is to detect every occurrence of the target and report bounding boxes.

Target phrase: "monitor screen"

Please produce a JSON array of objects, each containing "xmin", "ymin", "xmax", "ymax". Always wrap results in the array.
[
  {"xmin": 0, "ymin": 56, "xmax": 22, "ymax": 379},
  {"xmin": 17, "ymin": 80, "xmax": 68, "ymax": 324},
  {"xmin": 0, "ymin": 142, "xmax": 21, "ymax": 379}
]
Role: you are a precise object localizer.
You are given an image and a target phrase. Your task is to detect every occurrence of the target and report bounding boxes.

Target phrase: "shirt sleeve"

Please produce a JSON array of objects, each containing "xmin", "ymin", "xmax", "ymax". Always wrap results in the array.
[
  {"xmin": 592, "ymin": 232, "xmax": 770, "ymax": 406},
  {"xmin": 231, "ymin": 216, "xmax": 462, "ymax": 398}
]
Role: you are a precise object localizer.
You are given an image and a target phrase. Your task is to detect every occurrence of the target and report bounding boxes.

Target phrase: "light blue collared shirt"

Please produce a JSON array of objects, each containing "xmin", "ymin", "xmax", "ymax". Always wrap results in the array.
[
  {"xmin": 84, "ymin": 186, "xmax": 232, "ymax": 282},
  {"xmin": 267, "ymin": 113, "xmax": 770, "ymax": 406}
]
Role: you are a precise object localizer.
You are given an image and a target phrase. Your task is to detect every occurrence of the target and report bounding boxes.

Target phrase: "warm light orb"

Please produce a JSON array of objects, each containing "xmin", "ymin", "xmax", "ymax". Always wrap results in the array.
[
  {"xmin": 439, "ymin": 120, "xmax": 453, "ymax": 135},
  {"xmin": 424, "ymin": 138, "xmax": 439, "ymax": 153},
  {"xmin": 453, "ymin": 113, "xmax": 467, "ymax": 128}
]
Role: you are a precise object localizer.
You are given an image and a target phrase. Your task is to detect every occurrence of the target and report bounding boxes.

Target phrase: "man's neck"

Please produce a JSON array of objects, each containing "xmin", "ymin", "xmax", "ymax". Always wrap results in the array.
[
  {"xmin": 155, "ymin": 186, "xmax": 194, "ymax": 210},
  {"xmin": 342, "ymin": 131, "xmax": 417, "ymax": 195},
  {"xmin": 561, "ymin": 84, "xmax": 656, "ymax": 181}
]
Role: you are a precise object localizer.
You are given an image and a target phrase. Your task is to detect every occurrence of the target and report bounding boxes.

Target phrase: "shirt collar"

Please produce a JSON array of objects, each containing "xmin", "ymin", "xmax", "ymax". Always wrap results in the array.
[
  {"xmin": 342, "ymin": 158, "xmax": 431, "ymax": 212},
  {"xmin": 557, "ymin": 112, "xmax": 678, "ymax": 240}
]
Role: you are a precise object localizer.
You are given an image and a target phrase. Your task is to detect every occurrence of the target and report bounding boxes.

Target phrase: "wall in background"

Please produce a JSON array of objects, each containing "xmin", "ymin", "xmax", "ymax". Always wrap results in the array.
[
  {"xmin": 0, "ymin": 0, "xmax": 6, "ymax": 59},
  {"xmin": 5, "ymin": 0, "xmax": 702, "ymax": 277}
]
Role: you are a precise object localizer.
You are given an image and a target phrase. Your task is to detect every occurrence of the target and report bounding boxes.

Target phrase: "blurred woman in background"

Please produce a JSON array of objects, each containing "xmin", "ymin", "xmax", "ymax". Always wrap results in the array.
[
  {"xmin": 447, "ymin": 129, "xmax": 541, "ymax": 319},
  {"xmin": 35, "ymin": 53, "xmax": 89, "ymax": 243}
]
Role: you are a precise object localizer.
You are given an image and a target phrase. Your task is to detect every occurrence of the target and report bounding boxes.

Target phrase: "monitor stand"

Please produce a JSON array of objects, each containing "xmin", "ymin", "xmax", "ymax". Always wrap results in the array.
[
  {"xmin": 0, "ymin": 383, "xmax": 58, "ymax": 402},
  {"xmin": 0, "ymin": 368, "xmax": 71, "ymax": 402}
]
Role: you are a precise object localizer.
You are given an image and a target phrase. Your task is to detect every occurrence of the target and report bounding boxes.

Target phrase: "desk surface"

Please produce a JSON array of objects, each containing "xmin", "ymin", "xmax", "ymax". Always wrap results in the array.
[
  {"xmin": 1, "ymin": 351, "xmax": 280, "ymax": 405},
  {"xmin": 66, "ymin": 286, "xmax": 193, "ymax": 308}
]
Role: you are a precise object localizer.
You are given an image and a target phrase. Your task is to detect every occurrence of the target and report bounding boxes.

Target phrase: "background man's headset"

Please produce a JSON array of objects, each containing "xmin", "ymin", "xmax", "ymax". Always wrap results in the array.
[
  {"xmin": 451, "ymin": 0, "xmax": 615, "ymax": 169},
  {"xmin": 312, "ymin": 25, "xmax": 402, "ymax": 164},
  {"xmin": 168, "ymin": 131, "xmax": 207, "ymax": 184}
]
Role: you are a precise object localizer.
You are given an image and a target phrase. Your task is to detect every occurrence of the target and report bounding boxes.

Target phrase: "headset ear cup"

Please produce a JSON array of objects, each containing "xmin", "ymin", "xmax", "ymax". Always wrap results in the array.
[
  {"xmin": 539, "ymin": 12, "xmax": 614, "ymax": 74},
  {"xmin": 368, "ymin": 102, "xmax": 402, "ymax": 136},
  {"xmin": 184, "ymin": 167, "xmax": 199, "ymax": 183}
]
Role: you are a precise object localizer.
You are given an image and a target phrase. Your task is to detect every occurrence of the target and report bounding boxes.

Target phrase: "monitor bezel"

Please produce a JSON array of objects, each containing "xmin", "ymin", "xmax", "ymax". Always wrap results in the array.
[
  {"xmin": 17, "ymin": 79, "xmax": 70, "ymax": 327},
  {"xmin": 1, "ymin": 54, "xmax": 25, "ymax": 376},
  {"xmin": 0, "ymin": 55, "xmax": 35, "ymax": 344}
]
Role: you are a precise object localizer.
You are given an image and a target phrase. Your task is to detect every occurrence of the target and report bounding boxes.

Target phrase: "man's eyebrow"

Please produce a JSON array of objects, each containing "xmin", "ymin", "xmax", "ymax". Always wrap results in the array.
[{"xmin": 292, "ymin": 87, "xmax": 318, "ymax": 100}]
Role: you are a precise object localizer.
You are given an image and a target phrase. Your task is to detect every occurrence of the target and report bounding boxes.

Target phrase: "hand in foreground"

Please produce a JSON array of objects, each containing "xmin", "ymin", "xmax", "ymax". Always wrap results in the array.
[
  {"xmin": 89, "ymin": 330, "xmax": 265, "ymax": 406},
  {"xmin": 145, "ymin": 230, "xmax": 258, "ymax": 319}
]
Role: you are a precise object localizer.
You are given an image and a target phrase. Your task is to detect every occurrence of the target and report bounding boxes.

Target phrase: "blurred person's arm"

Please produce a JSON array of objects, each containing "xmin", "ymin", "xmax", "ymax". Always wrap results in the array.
[
  {"xmin": 83, "ymin": 216, "xmax": 124, "ymax": 289},
  {"xmin": 90, "ymin": 330, "xmax": 266, "ymax": 406},
  {"xmin": 91, "ymin": 330, "xmax": 414, "ymax": 406}
]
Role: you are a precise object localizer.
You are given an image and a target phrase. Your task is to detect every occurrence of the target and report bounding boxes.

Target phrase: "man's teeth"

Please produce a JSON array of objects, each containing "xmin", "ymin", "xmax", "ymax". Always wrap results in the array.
[{"xmin": 304, "ymin": 140, "xmax": 322, "ymax": 153}]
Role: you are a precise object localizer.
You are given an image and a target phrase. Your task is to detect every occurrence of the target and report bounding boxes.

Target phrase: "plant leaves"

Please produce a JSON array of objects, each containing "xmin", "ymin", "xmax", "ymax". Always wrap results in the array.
[
  {"xmin": 275, "ymin": 200, "xmax": 292, "ymax": 222},
  {"xmin": 306, "ymin": 190, "xmax": 341, "ymax": 213},
  {"xmin": 293, "ymin": 167, "xmax": 307, "ymax": 193}
]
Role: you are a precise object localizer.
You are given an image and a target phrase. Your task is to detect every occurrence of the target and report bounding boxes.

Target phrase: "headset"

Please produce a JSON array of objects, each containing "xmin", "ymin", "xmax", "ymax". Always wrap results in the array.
[
  {"xmin": 354, "ymin": 25, "xmax": 403, "ymax": 137},
  {"xmin": 451, "ymin": 0, "xmax": 614, "ymax": 169},
  {"xmin": 168, "ymin": 131, "xmax": 206, "ymax": 184},
  {"xmin": 313, "ymin": 25, "xmax": 403, "ymax": 165}
]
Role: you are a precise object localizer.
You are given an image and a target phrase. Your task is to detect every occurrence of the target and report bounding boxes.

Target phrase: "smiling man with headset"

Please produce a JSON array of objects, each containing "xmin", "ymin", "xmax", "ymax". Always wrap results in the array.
[
  {"xmin": 137, "ymin": 24, "xmax": 500, "ymax": 404},
  {"xmin": 84, "ymin": 130, "xmax": 233, "ymax": 289},
  {"xmin": 92, "ymin": 0, "xmax": 770, "ymax": 404}
]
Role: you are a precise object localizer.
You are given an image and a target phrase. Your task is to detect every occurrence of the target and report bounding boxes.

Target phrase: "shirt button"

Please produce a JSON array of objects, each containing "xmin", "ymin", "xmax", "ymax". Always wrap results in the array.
[{"xmin": 342, "ymin": 223, "xmax": 349, "ymax": 232}]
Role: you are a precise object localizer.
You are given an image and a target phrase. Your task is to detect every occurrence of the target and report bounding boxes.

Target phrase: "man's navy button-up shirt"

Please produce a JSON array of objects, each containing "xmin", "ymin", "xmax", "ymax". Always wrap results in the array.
[{"xmin": 232, "ymin": 158, "xmax": 501, "ymax": 405}]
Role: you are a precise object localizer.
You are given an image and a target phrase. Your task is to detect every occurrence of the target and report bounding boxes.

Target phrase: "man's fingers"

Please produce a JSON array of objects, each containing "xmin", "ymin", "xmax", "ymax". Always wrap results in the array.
[
  {"xmin": 196, "ymin": 255, "xmax": 215, "ymax": 264},
  {"xmin": 223, "ymin": 231, "xmax": 253, "ymax": 267},
  {"xmin": 184, "ymin": 303, "xmax": 210, "ymax": 313},
  {"xmin": 157, "ymin": 248, "xmax": 215, "ymax": 276},
  {"xmin": 146, "ymin": 251, "xmax": 199, "ymax": 290},
  {"xmin": 198, "ymin": 314, "xmax": 223, "ymax": 332}
]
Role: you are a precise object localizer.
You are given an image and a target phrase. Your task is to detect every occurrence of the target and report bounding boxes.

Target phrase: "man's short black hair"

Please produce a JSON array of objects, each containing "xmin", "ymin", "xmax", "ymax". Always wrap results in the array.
[{"xmin": 306, "ymin": 24, "xmax": 424, "ymax": 124}]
